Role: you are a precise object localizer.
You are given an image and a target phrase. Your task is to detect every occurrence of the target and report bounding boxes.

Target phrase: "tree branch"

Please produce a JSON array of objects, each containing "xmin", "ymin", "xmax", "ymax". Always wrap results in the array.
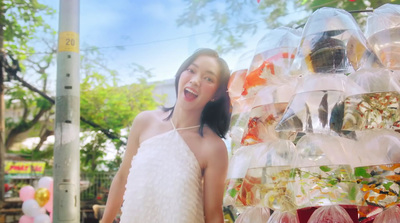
[{"xmin": 5, "ymin": 54, "xmax": 126, "ymax": 146}]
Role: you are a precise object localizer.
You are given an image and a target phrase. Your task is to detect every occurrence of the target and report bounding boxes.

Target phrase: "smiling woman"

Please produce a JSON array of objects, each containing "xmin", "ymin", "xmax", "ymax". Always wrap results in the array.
[{"xmin": 101, "ymin": 48, "xmax": 231, "ymax": 223}]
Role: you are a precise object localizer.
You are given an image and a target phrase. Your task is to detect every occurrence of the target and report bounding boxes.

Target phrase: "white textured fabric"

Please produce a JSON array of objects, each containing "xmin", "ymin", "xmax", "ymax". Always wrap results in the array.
[{"xmin": 120, "ymin": 128, "xmax": 205, "ymax": 223}]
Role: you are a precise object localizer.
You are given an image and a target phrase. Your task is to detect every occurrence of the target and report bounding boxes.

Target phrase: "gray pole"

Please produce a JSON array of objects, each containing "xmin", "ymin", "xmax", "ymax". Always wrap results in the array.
[
  {"xmin": 0, "ymin": 0, "xmax": 6, "ymax": 207},
  {"xmin": 53, "ymin": 0, "xmax": 80, "ymax": 222}
]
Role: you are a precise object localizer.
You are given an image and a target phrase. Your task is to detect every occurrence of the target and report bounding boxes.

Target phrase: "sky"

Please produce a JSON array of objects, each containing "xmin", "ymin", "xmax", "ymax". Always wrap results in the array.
[
  {"xmin": 28, "ymin": 0, "xmax": 392, "ymax": 161},
  {"xmin": 39, "ymin": 0, "xmax": 264, "ymax": 85},
  {"xmin": 33, "ymin": 0, "xmax": 269, "ymax": 160}
]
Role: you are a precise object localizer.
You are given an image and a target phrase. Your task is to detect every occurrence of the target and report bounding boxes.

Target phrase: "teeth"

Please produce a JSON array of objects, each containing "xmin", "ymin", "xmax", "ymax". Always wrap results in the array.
[{"xmin": 185, "ymin": 88, "xmax": 198, "ymax": 96}]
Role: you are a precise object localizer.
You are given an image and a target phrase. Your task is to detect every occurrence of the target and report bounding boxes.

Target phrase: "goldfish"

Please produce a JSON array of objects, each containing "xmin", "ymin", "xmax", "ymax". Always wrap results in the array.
[
  {"xmin": 227, "ymin": 69, "xmax": 247, "ymax": 105},
  {"xmin": 241, "ymin": 117, "xmax": 263, "ymax": 145},
  {"xmin": 241, "ymin": 61, "xmax": 270, "ymax": 96},
  {"xmin": 306, "ymin": 30, "xmax": 347, "ymax": 73},
  {"xmin": 242, "ymin": 52, "xmax": 295, "ymax": 96},
  {"xmin": 330, "ymin": 100, "xmax": 357, "ymax": 139},
  {"xmin": 384, "ymin": 174, "xmax": 400, "ymax": 182},
  {"xmin": 318, "ymin": 91, "xmax": 328, "ymax": 127},
  {"xmin": 380, "ymin": 164, "xmax": 400, "ymax": 171},
  {"xmin": 237, "ymin": 175, "xmax": 261, "ymax": 206}
]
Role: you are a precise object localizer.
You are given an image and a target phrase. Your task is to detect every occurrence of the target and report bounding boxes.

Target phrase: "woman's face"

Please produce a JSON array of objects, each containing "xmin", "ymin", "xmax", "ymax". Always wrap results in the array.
[{"xmin": 177, "ymin": 55, "xmax": 221, "ymax": 111}]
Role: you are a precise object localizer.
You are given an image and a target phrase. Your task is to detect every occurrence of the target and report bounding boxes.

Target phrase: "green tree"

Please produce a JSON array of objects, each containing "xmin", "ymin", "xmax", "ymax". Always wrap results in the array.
[
  {"xmin": 80, "ymin": 132, "xmax": 108, "ymax": 172},
  {"xmin": 0, "ymin": 0, "xmax": 54, "ymax": 204},
  {"xmin": 5, "ymin": 82, "xmax": 53, "ymax": 149},
  {"xmin": 6, "ymin": 49, "xmax": 160, "ymax": 173},
  {"xmin": 1, "ymin": 1, "xmax": 161, "ymax": 205},
  {"xmin": 79, "ymin": 57, "xmax": 159, "ymax": 172},
  {"xmin": 177, "ymin": 0, "xmax": 400, "ymax": 53}
]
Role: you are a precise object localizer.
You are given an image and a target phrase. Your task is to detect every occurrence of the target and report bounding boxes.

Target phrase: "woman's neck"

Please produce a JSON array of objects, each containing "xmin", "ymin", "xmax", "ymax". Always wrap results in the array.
[{"xmin": 170, "ymin": 108, "xmax": 202, "ymax": 129}]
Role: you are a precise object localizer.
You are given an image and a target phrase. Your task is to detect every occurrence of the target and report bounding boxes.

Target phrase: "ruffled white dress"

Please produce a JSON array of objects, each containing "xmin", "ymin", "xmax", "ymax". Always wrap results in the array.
[{"xmin": 119, "ymin": 121, "xmax": 205, "ymax": 223}]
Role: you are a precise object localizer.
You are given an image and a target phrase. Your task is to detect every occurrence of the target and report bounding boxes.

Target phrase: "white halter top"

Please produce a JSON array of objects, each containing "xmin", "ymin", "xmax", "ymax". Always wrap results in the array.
[{"xmin": 120, "ymin": 120, "xmax": 205, "ymax": 223}]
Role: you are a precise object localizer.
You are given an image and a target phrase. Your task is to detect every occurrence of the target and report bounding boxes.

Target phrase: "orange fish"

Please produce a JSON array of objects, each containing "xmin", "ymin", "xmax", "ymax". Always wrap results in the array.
[
  {"xmin": 363, "ymin": 191, "xmax": 370, "ymax": 203},
  {"xmin": 376, "ymin": 194, "xmax": 387, "ymax": 201},
  {"xmin": 237, "ymin": 175, "xmax": 261, "ymax": 206},
  {"xmin": 241, "ymin": 117, "xmax": 263, "ymax": 145},
  {"xmin": 227, "ymin": 69, "xmax": 247, "ymax": 104},
  {"xmin": 358, "ymin": 211, "xmax": 367, "ymax": 218},
  {"xmin": 241, "ymin": 52, "xmax": 295, "ymax": 96},
  {"xmin": 385, "ymin": 174, "xmax": 400, "ymax": 182},
  {"xmin": 241, "ymin": 61, "xmax": 269, "ymax": 96},
  {"xmin": 380, "ymin": 163, "xmax": 400, "ymax": 171}
]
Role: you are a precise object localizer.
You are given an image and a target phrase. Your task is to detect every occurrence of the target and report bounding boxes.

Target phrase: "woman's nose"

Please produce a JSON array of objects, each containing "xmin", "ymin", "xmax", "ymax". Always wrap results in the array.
[{"xmin": 190, "ymin": 74, "xmax": 201, "ymax": 85}]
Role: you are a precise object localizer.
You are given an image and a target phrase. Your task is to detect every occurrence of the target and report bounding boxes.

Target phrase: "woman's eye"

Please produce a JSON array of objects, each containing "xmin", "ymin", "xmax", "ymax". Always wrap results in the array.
[
  {"xmin": 204, "ymin": 77, "xmax": 214, "ymax": 83},
  {"xmin": 186, "ymin": 68, "xmax": 195, "ymax": 73}
]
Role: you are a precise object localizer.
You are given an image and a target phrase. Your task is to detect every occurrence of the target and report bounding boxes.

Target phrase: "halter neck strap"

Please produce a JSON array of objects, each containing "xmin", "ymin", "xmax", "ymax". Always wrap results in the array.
[{"xmin": 170, "ymin": 119, "xmax": 200, "ymax": 131}]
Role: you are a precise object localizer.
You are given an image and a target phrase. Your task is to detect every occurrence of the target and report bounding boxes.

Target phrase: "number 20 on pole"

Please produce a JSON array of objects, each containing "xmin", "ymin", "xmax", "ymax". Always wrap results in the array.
[{"xmin": 58, "ymin": 31, "xmax": 79, "ymax": 53}]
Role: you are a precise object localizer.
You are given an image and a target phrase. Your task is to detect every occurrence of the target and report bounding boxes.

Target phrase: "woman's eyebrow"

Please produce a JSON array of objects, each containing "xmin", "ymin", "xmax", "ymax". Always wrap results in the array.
[
  {"xmin": 206, "ymin": 70, "xmax": 217, "ymax": 76},
  {"xmin": 191, "ymin": 62, "xmax": 217, "ymax": 76}
]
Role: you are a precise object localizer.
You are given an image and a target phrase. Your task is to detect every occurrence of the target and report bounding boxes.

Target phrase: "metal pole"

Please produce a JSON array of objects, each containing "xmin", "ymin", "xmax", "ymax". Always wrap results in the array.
[
  {"xmin": 0, "ymin": 0, "xmax": 6, "ymax": 207},
  {"xmin": 53, "ymin": 0, "xmax": 80, "ymax": 222}
]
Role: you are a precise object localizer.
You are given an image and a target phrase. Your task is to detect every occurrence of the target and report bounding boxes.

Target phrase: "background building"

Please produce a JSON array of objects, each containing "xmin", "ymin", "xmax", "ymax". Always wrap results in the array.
[{"xmin": 152, "ymin": 78, "xmax": 176, "ymax": 107}]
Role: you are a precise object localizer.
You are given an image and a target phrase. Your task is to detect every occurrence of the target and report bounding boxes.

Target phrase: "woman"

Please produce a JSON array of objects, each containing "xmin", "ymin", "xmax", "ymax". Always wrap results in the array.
[{"xmin": 101, "ymin": 48, "xmax": 231, "ymax": 223}]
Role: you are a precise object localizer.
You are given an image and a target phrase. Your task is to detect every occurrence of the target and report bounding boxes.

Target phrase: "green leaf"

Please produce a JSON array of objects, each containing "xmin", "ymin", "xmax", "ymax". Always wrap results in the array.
[
  {"xmin": 348, "ymin": 185, "xmax": 357, "ymax": 201},
  {"xmin": 360, "ymin": 180, "xmax": 369, "ymax": 185},
  {"xmin": 328, "ymin": 178, "xmax": 338, "ymax": 186},
  {"xmin": 320, "ymin": 166, "xmax": 332, "ymax": 172},
  {"xmin": 383, "ymin": 182, "xmax": 394, "ymax": 190},
  {"xmin": 354, "ymin": 167, "xmax": 372, "ymax": 178},
  {"xmin": 289, "ymin": 169, "xmax": 297, "ymax": 178},
  {"xmin": 228, "ymin": 189, "xmax": 237, "ymax": 198}
]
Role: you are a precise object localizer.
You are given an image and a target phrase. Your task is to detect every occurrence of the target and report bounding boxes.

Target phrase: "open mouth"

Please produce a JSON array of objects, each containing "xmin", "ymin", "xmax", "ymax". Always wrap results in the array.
[{"xmin": 184, "ymin": 87, "xmax": 198, "ymax": 100}]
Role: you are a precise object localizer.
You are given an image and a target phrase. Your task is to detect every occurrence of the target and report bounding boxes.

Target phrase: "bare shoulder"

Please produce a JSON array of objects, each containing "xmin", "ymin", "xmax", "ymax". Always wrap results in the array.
[
  {"xmin": 133, "ymin": 109, "xmax": 171, "ymax": 144},
  {"xmin": 133, "ymin": 110, "xmax": 159, "ymax": 125},
  {"xmin": 202, "ymin": 128, "xmax": 229, "ymax": 162},
  {"xmin": 131, "ymin": 109, "xmax": 165, "ymax": 130}
]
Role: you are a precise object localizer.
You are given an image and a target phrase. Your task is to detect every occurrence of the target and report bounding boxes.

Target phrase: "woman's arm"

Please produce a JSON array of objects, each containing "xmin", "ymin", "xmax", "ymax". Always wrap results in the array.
[
  {"xmin": 203, "ymin": 139, "xmax": 229, "ymax": 223},
  {"xmin": 100, "ymin": 168, "xmax": 127, "ymax": 222},
  {"xmin": 100, "ymin": 112, "xmax": 145, "ymax": 223}
]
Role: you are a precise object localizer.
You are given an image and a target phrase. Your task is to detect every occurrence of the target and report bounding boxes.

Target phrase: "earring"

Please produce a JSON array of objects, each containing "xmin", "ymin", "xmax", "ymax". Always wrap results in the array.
[{"xmin": 211, "ymin": 98, "xmax": 215, "ymax": 102}]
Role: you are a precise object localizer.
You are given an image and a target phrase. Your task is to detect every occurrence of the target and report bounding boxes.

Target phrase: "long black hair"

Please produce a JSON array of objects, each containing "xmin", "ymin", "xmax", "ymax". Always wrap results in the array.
[{"xmin": 162, "ymin": 48, "xmax": 231, "ymax": 138}]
